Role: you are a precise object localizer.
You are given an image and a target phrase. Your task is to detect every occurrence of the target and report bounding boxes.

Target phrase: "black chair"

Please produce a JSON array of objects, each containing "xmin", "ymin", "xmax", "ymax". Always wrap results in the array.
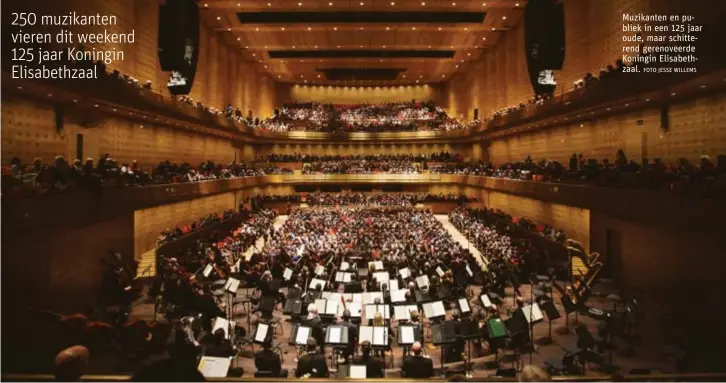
[{"xmin": 254, "ymin": 370, "xmax": 276, "ymax": 378}]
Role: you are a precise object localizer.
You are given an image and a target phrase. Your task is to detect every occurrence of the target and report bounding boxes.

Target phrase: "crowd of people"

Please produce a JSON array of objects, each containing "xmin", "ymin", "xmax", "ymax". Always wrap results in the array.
[
  {"xmin": 302, "ymin": 159, "xmax": 420, "ymax": 174},
  {"xmin": 258, "ymin": 101, "xmax": 477, "ymax": 133},
  {"xmin": 256, "ymin": 152, "xmax": 464, "ymax": 163},
  {"xmin": 302, "ymin": 192, "xmax": 477, "ymax": 206},
  {"xmin": 2, "ymin": 155, "xmax": 292, "ymax": 198},
  {"xmin": 431, "ymin": 151, "xmax": 726, "ymax": 196}
]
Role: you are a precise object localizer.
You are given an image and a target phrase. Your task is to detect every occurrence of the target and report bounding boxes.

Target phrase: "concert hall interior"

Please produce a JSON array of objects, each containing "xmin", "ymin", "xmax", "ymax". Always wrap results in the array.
[{"xmin": 2, "ymin": 0, "xmax": 726, "ymax": 381}]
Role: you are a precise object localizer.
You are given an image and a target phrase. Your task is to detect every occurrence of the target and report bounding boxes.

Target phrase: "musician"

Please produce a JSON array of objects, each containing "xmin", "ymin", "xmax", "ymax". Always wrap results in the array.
[
  {"xmin": 339, "ymin": 309, "xmax": 358, "ymax": 362},
  {"xmin": 303, "ymin": 304, "xmax": 325, "ymax": 348},
  {"xmin": 401, "ymin": 341, "xmax": 434, "ymax": 379},
  {"xmin": 352, "ymin": 341, "xmax": 384, "ymax": 378},
  {"xmin": 255, "ymin": 336, "xmax": 288, "ymax": 377},
  {"xmin": 204, "ymin": 329, "xmax": 235, "ymax": 358},
  {"xmin": 372, "ymin": 312, "xmax": 392, "ymax": 358},
  {"xmin": 295, "ymin": 337, "xmax": 329, "ymax": 378},
  {"xmin": 444, "ymin": 309, "xmax": 465, "ymax": 363}
]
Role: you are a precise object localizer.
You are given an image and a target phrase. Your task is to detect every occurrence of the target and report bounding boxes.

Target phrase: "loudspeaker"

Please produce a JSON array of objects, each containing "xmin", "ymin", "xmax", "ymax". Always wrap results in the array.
[
  {"xmin": 660, "ymin": 103, "xmax": 670, "ymax": 131},
  {"xmin": 524, "ymin": 0, "xmax": 565, "ymax": 95},
  {"xmin": 158, "ymin": 0, "xmax": 200, "ymax": 95}
]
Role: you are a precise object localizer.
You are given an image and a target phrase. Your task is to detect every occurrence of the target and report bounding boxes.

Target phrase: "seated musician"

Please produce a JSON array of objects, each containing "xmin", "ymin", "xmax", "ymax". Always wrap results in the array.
[
  {"xmin": 303, "ymin": 304, "xmax": 325, "ymax": 348},
  {"xmin": 371, "ymin": 312, "xmax": 392, "ymax": 358},
  {"xmin": 352, "ymin": 341, "xmax": 385, "ymax": 378},
  {"xmin": 295, "ymin": 337, "xmax": 329, "ymax": 378},
  {"xmin": 204, "ymin": 329, "xmax": 235, "ymax": 358},
  {"xmin": 444, "ymin": 309, "xmax": 465, "ymax": 363},
  {"xmin": 254, "ymin": 336, "xmax": 288, "ymax": 377},
  {"xmin": 340, "ymin": 309, "xmax": 358, "ymax": 362},
  {"xmin": 401, "ymin": 341, "xmax": 434, "ymax": 378}
]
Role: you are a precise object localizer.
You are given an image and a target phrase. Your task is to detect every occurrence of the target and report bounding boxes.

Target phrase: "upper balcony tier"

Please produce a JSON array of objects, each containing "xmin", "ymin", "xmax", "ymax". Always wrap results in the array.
[{"xmin": 4, "ymin": 68, "xmax": 724, "ymax": 143}]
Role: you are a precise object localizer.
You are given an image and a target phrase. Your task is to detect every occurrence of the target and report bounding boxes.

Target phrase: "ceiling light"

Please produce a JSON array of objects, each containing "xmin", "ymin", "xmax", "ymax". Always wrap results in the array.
[
  {"xmin": 314, "ymin": 45, "xmax": 318, "ymax": 48},
  {"xmin": 278, "ymin": 75, "xmax": 281, "ymax": 78},
  {"xmin": 337, "ymin": 45, "xmax": 340, "ymax": 48},
  {"xmin": 412, "ymin": 26, "xmax": 416, "ymax": 30},
  {"xmin": 386, "ymin": 26, "xmax": 390, "ymax": 30},
  {"xmin": 671, "ymin": 92, "xmax": 677, "ymax": 96},
  {"xmin": 304, "ymin": 80, "xmax": 307, "ymax": 83},
  {"xmin": 515, "ymin": 3, "xmax": 520, "ymax": 6},
  {"xmin": 237, "ymin": 37, "xmax": 240, "ymax": 40},
  {"xmin": 383, "ymin": 45, "xmax": 386, "ymax": 48},
  {"xmin": 308, "ymin": 27, "xmax": 311, "ymax": 31},
  {"xmin": 482, "ymin": 2, "xmax": 487, "ymax": 6},
  {"xmin": 380, "ymin": 59, "xmax": 383, "ymax": 62},
  {"xmin": 360, "ymin": 27, "xmax": 364, "ymax": 30},
  {"xmin": 334, "ymin": 27, "xmax": 338, "ymax": 30},
  {"xmin": 255, "ymin": 28, "xmax": 259, "ymax": 31},
  {"xmin": 456, "ymin": 65, "xmax": 459, "ymax": 68},
  {"xmin": 428, "ymin": 45, "xmax": 432, "ymax": 48},
  {"xmin": 492, "ymin": 27, "xmax": 496, "ymax": 31},
  {"xmin": 438, "ymin": 27, "xmax": 442, "ymax": 31},
  {"xmin": 298, "ymin": 2, "xmax": 302, "ymax": 6},
  {"xmin": 317, "ymin": 74, "xmax": 321, "ymax": 78},
  {"xmin": 403, "ymin": 74, "xmax": 406, "ymax": 78},
  {"xmin": 264, "ymin": 65, "xmax": 268, "ymax": 68},
  {"xmin": 482, "ymin": 37, "xmax": 486, "ymax": 40},
  {"xmin": 502, "ymin": 16, "xmax": 507, "ymax": 20},
  {"xmin": 267, "ymin": 2, "xmax": 271, "ymax": 6},
  {"xmin": 701, "ymin": 85, "xmax": 707, "ymax": 88},
  {"xmin": 204, "ymin": 3, "xmax": 208, "ymax": 7},
  {"xmin": 421, "ymin": 1, "xmax": 426, "ymax": 5},
  {"xmin": 391, "ymin": 1, "xmax": 395, "ymax": 5},
  {"xmin": 416, "ymin": 80, "xmax": 420, "ymax": 83},
  {"xmin": 419, "ymin": 75, "xmax": 423, "ymax": 78},
  {"xmin": 360, "ymin": 45, "xmax": 363, "ymax": 48},
  {"xmin": 245, "ymin": 45, "xmax": 249, "ymax": 48},
  {"xmin": 645, "ymin": 98, "xmax": 651, "ymax": 102},
  {"xmin": 360, "ymin": 1, "xmax": 364, "ymax": 5},
  {"xmin": 467, "ymin": 53, "xmax": 471, "ymax": 56},
  {"xmin": 281, "ymin": 27, "xmax": 285, "ymax": 30},
  {"xmin": 227, "ymin": 28, "xmax": 231, "ymax": 31},
  {"xmin": 300, "ymin": 75, "xmax": 304, "ymax": 78},
  {"xmin": 264, "ymin": 45, "xmax": 268, "ymax": 48},
  {"xmin": 329, "ymin": 2, "xmax": 333, "ymax": 5},
  {"xmin": 216, "ymin": 16, "xmax": 221, "ymax": 20},
  {"xmin": 252, "ymin": 53, "xmax": 256, "ymax": 56},
  {"xmin": 442, "ymin": 75, "xmax": 445, "ymax": 77},
  {"xmin": 464, "ymin": 27, "xmax": 468, "ymax": 31}
]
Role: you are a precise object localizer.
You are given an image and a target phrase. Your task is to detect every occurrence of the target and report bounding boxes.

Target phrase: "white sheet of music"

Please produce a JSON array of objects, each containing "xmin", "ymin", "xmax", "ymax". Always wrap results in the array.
[
  {"xmin": 350, "ymin": 365, "xmax": 367, "ymax": 379},
  {"xmin": 400, "ymin": 326, "xmax": 414, "ymax": 344},
  {"xmin": 335, "ymin": 272, "xmax": 344, "ymax": 282},
  {"xmin": 315, "ymin": 264, "xmax": 325, "ymax": 276},
  {"xmin": 341, "ymin": 261, "xmax": 350, "ymax": 271},
  {"xmin": 329, "ymin": 293, "xmax": 342, "ymax": 303},
  {"xmin": 198, "ymin": 356, "xmax": 231, "ymax": 378},
  {"xmin": 373, "ymin": 327, "xmax": 387, "ymax": 346},
  {"xmin": 326, "ymin": 300, "xmax": 339, "ymax": 316},
  {"xmin": 329, "ymin": 326, "xmax": 342, "ymax": 343},
  {"xmin": 212, "ymin": 317, "xmax": 235, "ymax": 339},
  {"xmin": 203, "ymin": 264, "xmax": 213, "ymax": 278},
  {"xmin": 459, "ymin": 298, "xmax": 471, "ymax": 313},
  {"xmin": 523, "ymin": 303, "xmax": 544, "ymax": 323},
  {"xmin": 359, "ymin": 326, "xmax": 373, "ymax": 344},
  {"xmin": 373, "ymin": 272, "xmax": 389, "ymax": 282},
  {"xmin": 424, "ymin": 301, "xmax": 445, "ymax": 318},
  {"xmin": 391, "ymin": 289, "xmax": 407, "ymax": 303},
  {"xmin": 309, "ymin": 278, "xmax": 326, "ymax": 290},
  {"xmin": 389, "ymin": 280, "xmax": 399, "ymax": 291},
  {"xmin": 416, "ymin": 275, "xmax": 430, "ymax": 289},
  {"xmin": 433, "ymin": 301, "xmax": 446, "ymax": 317},
  {"xmin": 368, "ymin": 261, "xmax": 384, "ymax": 270},
  {"xmin": 352, "ymin": 293, "xmax": 363, "ymax": 303},
  {"xmin": 399, "ymin": 267, "xmax": 411, "ymax": 279},
  {"xmin": 296, "ymin": 326, "xmax": 311, "ymax": 345},
  {"xmin": 322, "ymin": 292, "xmax": 332, "ymax": 300},
  {"xmin": 283, "ymin": 268, "xmax": 293, "ymax": 281},
  {"xmin": 436, "ymin": 267, "xmax": 444, "ymax": 277},
  {"xmin": 343, "ymin": 273, "xmax": 352, "ymax": 282},
  {"xmin": 315, "ymin": 299, "xmax": 327, "ymax": 314},
  {"xmin": 348, "ymin": 302, "xmax": 362, "ymax": 317},
  {"xmin": 255, "ymin": 323, "xmax": 269, "ymax": 343},
  {"xmin": 466, "ymin": 264, "xmax": 473, "ymax": 277},
  {"xmin": 480, "ymin": 294, "xmax": 493, "ymax": 308},
  {"xmin": 393, "ymin": 305, "xmax": 410, "ymax": 320},
  {"xmin": 224, "ymin": 277, "xmax": 240, "ymax": 293}
]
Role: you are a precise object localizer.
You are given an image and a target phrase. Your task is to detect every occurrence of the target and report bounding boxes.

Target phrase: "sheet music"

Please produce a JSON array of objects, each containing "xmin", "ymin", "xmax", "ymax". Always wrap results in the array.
[
  {"xmin": 198, "ymin": 356, "xmax": 231, "ymax": 378},
  {"xmin": 296, "ymin": 326, "xmax": 311, "ymax": 345},
  {"xmin": 283, "ymin": 268, "xmax": 293, "ymax": 280},
  {"xmin": 424, "ymin": 301, "xmax": 446, "ymax": 318},
  {"xmin": 326, "ymin": 300, "xmax": 339, "ymax": 316},
  {"xmin": 522, "ymin": 303, "xmax": 544, "ymax": 323},
  {"xmin": 309, "ymin": 278, "xmax": 326, "ymax": 290},
  {"xmin": 203, "ymin": 264, "xmax": 213, "ymax": 278},
  {"xmin": 480, "ymin": 294, "xmax": 493, "ymax": 308},
  {"xmin": 391, "ymin": 289, "xmax": 407, "ymax": 303},
  {"xmin": 373, "ymin": 327, "xmax": 387, "ymax": 346},
  {"xmin": 436, "ymin": 267, "xmax": 444, "ymax": 277},
  {"xmin": 400, "ymin": 326, "xmax": 414, "ymax": 344},
  {"xmin": 341, "ymin": 261, "xmax": 350, "ymax": 271},
  {"xmin": 322, "ymin": 292, "xmax": 332, "ymax": 299},
  {"xmin": 224, "ymin": 278, "xmax": 240, "ymax": 293},
  {"xmin": 389, "ymin": 280, "xmax": 399, "ymax": 291},
  {"xmin": 329, "ymin": 326, "xmax": 342, "ymax": 343},
  {"xmin": 343, "ymin": 273, "xmax": 352, "ymax": 282},
  {"xmin": 255, "ymin": 323, "xmax": 269, "ymax": 342},
  {"xmin": 433, "ymin": 301, "xmax": 446, "ymax": 317},
  {"xmin": 393, "ymin": 305, "xmax": 411, "ymax": 321},
  {"xmin": 350, "ymin": 365, "xmax": 367, "ymax": 379},
  {"xmin": 348, "ymin": 302, "xmax": 362, "ymax": 317},
  {"xmin": 211, "ymin": 317, "xmax": 235, "ymax": 339},
  {"xmin": 315, "ymin": 299, "xmax": 327, "ymax": 314},
  {"xmin": 458, "ymin": 298, "xmax": 471, "ymax": 313},
  {"xmin": 466, "ymin": 264, "xmax": 473, "ymax": 277},
  {"xmin": 359, "ymin": 326, "xmax": 373, "ymax": 344},
  {"xmin": 352, "ymin": 293, "xmax": 363, "ymax": 303},
  {"xmin": 368, "ymin": 261, "xmax": 384, "ymax": 270},
  {"xmin": 399, "ymin": 267, "xmax": 411, "ymax": 279},
  {"xmin": 373, "ymin": 271, "xmax": 389, "ymax": 282},
  {"xmin": 315, "ymin": 264, "xmax": 325, "ymax": 276},
  {"xmin": 416, "ymin": 275, "xmax": 430, "ymax": 288},
  {"xmin": 329, "ymin": 292, "xmax": 342, "ymax": 303},
  {"xmin": 335, "ymin": 272, "xmax": 344, "ymax": 282}
]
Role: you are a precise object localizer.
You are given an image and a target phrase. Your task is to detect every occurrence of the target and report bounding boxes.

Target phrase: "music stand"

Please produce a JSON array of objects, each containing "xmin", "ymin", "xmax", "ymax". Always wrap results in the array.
[
  {"xmin": 459, "ymin": 317, "xmax": 482, "ymax": 377},
  {"xmin": 485, "ymin": 317, "xmax": 508, "ymax": 368},
  {"xmin": 414, "ymin": 289, "xmax": 432, "ymax": 303},
  {"xmin": 422, "ymin": 301, "xmax": 446, "ymax": 322},
  {"xmin": 398, "ymin": 324, "xmax": 422, "ymax": 346},
  {"xmin": 283, "ymin": 299, "xmax": 303, "ymax": 317},
  {"xmin": 538, "ymin": 298, "xmax": 560, "ymax": 345},
  {"xmin": 430, "ymin": 321, "xmax": 457, "ymax": 377},
  {"xmin": 254, "ymin": 322, "xmax": 271, "ymax": 345}
]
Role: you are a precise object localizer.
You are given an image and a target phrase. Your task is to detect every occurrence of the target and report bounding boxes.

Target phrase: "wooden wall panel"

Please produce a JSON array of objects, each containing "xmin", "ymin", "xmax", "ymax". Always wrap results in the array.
[
  {"xmin": 481, "ymin": 191, "xmax": 590, "ymax": 252},
  {"xmin": 1, "ymin": 97, "xmax": 236, "ymax": 168},
  {"xmin": 488, "ymin": 93, "xmax": 726, "ymax": 165},
  {"xmin": 133, "ymin": 192, "xmax": 237, "ymax": 261}
]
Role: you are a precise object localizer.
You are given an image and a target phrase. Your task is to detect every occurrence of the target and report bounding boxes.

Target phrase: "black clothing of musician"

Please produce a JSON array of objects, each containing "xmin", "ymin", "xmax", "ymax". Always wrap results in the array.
[
  {"xmin": 401, "ymin": 355, "xmax": 434, "ymax": 378},
  {"xmin": 255, "ymin": 339, "xmax": 288, "ymax": 377},
  {"xmin": 353, "ymin": 341, "xmax": 385, "ymax": 378},
  {"xmin": 340, "ymin": 313, "xmax": 358, "ymax": 361},
  {"xmin": 204, "ymin": 329, "xmax": 235, "ymax": 358},
  {"xmin": 296, "ymin": 354, "xmax": 328, "ymax": 377}
]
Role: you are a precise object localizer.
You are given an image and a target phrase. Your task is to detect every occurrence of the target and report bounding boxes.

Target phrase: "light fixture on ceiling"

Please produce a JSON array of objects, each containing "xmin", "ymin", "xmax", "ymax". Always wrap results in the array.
[
  {"xmin": 245, "ymin": 45, "xmax": 249, "ymax": 48},
  {"xmin": 267, "ymin": 2, "xmax": 271, "ymax": 6},
  {"xmin": 383, "ymin": 45, "xmax": 386, "ymax": 48},
  {"xmin": 482, "ymin": 37, "xmax": 486, "ymax": 40},
  {"xmin": 467, "ymin": 52, "xmax": 471, "ymax": 56},
  {"xmin": 492, "ymin": 27, "xmax": 496, "ymax": 31},
  {"xmin": 264, "ymin": 65, "xmax": 268, "ymax": 68},
  {"xmin": 264, "ymin": 45, "xmax": 268, "ymax": 48},
  {"xmin": 334, "ymin": 26, "xmax": 338, "ymax": 30},
  {"xmin": 442, "ymin": 74, "xmax": 445, "ymax": 78},
  {"xmin": 278, "ymin": 75, "xmax": 281, "ymax": 78},
  {"xmin": 227, "ymin": 27, "xmax": 231, "ymax": 31},
  {"xmin": 337, "ymin": 45, "xmax": 340, "ymax": 48},
  {"xmin": 298, "ymin": 2, "xmax": 302, "ymax": 6},
  {"xmin": 255, "ymin": 27, "xmax": 259, "ymax": 31},
  {"xmin": 308, "ymin": 27, "xmax": 311, "ymax": 31},
  {"xmin": 360, "ymin": 1, "xmax": 364, "ymax": 5},
  {"xmin": 421, "ymin": 1, "xmax": 426, "ymax": 5},
  {"xmin": 216, "ymin": 16, "xmax": 221, "ymax": 20},
  {"xmin": 329, "ymin": 2, "xmax": 333, "ymax": 5},
  {"xmin": 252, "ymin": 53, "xmax": 256, "ymax": 56},
  {"xmin": 419, "ymin": 75, "xmax": 423, "ymax": 78},
  {"xmin": 360, "ymin": 45, "xmax": 363, "ymax": 48},
  {"xmin": 416, "ymin": 80, "xmax": 420, "ymax": 83},
  {"xmin": 386, "ymin": 26, "xmax": 390, "ymax": 30},
  {"xmin": 292, "ymin": 45, "xmax": 296, "ymax": 48},
  {"xmin": 237, "ymin": 37, "xmax": 240, "ymax": 40},
  {"xmin": 204, "ymin": 3, "xmax": 208, "ymax": 7},
  {"xmin": 391, "ymin": 1, "xmax": 395, "ymax": 5},
  {"xmin": 456, "ymin": 65, "xmax": 459, "ymax": 68},
  {"xmin": 281, "ymin": 27, "xmax": 285, "ymax": 30},
  {"xmin": 403, "ymin": 74, "xmax": 406, "ymax": 78},
  {"xmin": 464, "ymin": 27, "xmax": 468, "ymax": 31},
  {"xmin": 300, "ymin": 75, "xmax": 304, "ymax": 78},
  {"xmin": 438, "ymin": 27, "xmax": 442, "ymax": 31},
  {"xmin": 428, "ymin": 45, "xmax": 431, "ymax": 48},
  {"xmin": 515, "ymin": 3, "xmax": 520, "ymax": 6},
  {"xmin": 314, "ymin": 45, "xmax": 318, "ymax": 48},
  {"xmin": 502, "ymin": 16, "xmax": 507, "ymax": 20},
  {"xmin": 317, "ymin": 74, "xmax": 321, "ymax": 78}
]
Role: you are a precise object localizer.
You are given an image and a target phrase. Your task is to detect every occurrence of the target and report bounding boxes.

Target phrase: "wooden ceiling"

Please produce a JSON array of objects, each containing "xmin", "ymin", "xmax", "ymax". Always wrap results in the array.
[{"xmin": 199, "ymin": 0, "xmax": 526, "ymax": 85}]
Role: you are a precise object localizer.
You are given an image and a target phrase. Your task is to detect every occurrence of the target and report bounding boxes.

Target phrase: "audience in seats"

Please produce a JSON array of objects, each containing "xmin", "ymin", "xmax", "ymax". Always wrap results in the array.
[
  {"xmin": 256, "ymin": 152, "xmax": 464, "ymax": 163},
  {"xmin": 302, "ymin": 192, "xmax": 477, "ymax": 206},
  {"xmin": 401, "ymin": 341, "xmax": 434, "ymax": 378},
  {"xmin": 156, "ymin": 208, "xmax": 242, "ymax": 247}
]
